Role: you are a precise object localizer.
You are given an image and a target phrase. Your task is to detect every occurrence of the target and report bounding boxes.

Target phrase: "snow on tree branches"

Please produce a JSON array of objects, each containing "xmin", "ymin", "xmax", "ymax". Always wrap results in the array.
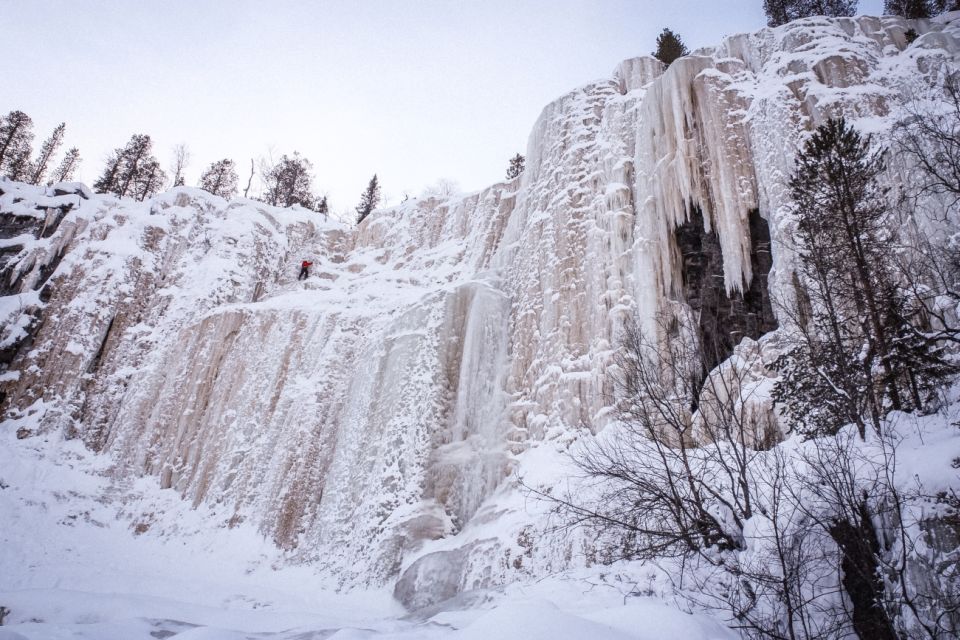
[
  {"xmin": 506, "ymin": 154, "xmax": 525, "ymax": 180},
  {"xmin": 885, "ymin": 0, "xmax": 960, "ymax": 16},
  {"xmin": 263, "ymin": 152, "xmax": 317, "ymax": 209},
  {"xmin": 199, "ymin": 159, "xmax": 239, "ymax": 199},
  {"xmin": 773, "ymin": 117, "xmax": 953, "ymax": 438},
  {"xmin": 763, "ymin": 0, "xmax": 858, "ymax": 27}
]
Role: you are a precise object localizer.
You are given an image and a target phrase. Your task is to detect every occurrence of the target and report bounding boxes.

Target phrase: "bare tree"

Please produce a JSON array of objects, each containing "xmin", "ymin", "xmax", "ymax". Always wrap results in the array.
[
  {"xmin": 525, "ymin": 316, "xmax": 762, "ymax": 559},
  {"xmin": 421, "ymin": 178, "xmax": 460, "ymax": 198},
  {"xmin": 169, "ymin": 143, "xmax": 190, "ymax": 187},
  {"xmin": 524, "ymin": 315, "xmax": 850, "ymax": 639},
  {"xmin": 243, "ymin": 158, "xmax": 255, "ymax": 199},
  {"xmin": 529, "ymin": 306, "xmax": 958, "ymax": 639}
]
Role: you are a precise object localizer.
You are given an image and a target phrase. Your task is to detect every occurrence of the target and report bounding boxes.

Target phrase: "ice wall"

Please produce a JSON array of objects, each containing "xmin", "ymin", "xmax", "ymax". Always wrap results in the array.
[{"xmin": 2, "ymin": 13, "xmax": 960, "ymax": 608}]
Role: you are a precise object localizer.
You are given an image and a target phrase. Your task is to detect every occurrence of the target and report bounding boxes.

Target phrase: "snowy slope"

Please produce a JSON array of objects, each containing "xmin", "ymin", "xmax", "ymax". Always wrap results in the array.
[{"xmin": 2, "ymin": 12, "xmax": 960, "ymax": 632}]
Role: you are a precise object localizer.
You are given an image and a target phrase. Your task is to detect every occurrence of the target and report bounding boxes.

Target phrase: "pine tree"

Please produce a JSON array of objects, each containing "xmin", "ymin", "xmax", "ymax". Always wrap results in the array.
[
  {"xmin": 356, "ymin": 174, "xmax": 381, "ymax": 224},
  {"xmin": 51, "ymin": 147, "xmax": 81, "ymax": 183},
  {"xmin": 763, "ymin": 0, "xmax": 858, "ymax": 27},
  {"xmin": 28, "ymin": 123, "xmax": 65, "ymax": 185},
  {"xmin": 885, "ymin": 0, "xmax": 933, "ymax": 17},
  {"xmin": 933, "ymin": 0, "xmax": 960, "ymax": 12},
  {"xmin": 0, "ymin": 111, "xmax": 34, "ymax": 180},
  {"xmin": 135, "ymin": 158, "xmax": 165, "ymax": 201},
  {"xmin": 263, "ymin": 152, "xmax": 316, "ymax": 208},
  {"xmin": 652, "ymin": 28, "xmax": 689, "ymax": 66},
  {"xmin": 506, "ymin": 153, "xmax": 525, "ymax": 180},
  {"xmin": 315, "ymin": 195, "xmax": 329, "ymax": 216},
  {"xmin": 94, "ymin": 134, "xmax": 165, "ymax": 199},
  {"xmin": 4, "ymin": 146, "xmax": 33, "ymax": 182},
  {"xmin": 199, "ymin": 159, "xmax": 238, "ymax": 199},
  {"xmin": 773, "ymin": 118, "xmax": 953, "ymax": 438}
]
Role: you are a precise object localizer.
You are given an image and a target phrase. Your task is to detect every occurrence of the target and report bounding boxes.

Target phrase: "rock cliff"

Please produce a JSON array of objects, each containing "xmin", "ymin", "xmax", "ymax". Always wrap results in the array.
[{"xmin": 2, "ymin": 13, "xmax": 959, "ymax": 608}]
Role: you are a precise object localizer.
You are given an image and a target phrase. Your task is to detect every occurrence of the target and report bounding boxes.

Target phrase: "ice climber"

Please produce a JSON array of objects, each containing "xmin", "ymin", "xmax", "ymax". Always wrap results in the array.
[{"xmin": 298, "ymin": 259, "xmax": 313, "ymax": 280}]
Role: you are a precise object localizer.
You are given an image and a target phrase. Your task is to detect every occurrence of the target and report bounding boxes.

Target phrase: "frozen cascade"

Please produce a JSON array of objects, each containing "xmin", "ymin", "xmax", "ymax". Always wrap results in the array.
[{"xmin": 2, "ymin": 13, "xmax": 960, "ymax": 609}]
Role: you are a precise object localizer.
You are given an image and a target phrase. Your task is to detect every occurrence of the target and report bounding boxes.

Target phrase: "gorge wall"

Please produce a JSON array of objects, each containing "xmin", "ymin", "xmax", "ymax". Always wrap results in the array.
[{"xmin": 2, "ymin": 13, "xmax": 959, "ymax": 608}]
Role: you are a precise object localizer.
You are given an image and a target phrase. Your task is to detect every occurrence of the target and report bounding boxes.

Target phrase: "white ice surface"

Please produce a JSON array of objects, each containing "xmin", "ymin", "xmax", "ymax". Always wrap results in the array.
[{"xmin": 0, "ymin": 430, "xmax": 735, "ymax": 640}]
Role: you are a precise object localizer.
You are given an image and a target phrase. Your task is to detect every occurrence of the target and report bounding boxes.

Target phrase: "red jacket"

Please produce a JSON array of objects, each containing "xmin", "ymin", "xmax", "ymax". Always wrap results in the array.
[{"xmin": 301, "ymin": 261, "xmax": 313, "ymax": 268}]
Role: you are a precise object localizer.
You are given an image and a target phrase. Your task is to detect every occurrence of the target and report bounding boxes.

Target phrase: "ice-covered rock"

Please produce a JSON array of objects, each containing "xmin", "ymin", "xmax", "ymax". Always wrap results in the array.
[{"xmin": 2, "ymin": 13, "xmax": 960, "ymax": 607}]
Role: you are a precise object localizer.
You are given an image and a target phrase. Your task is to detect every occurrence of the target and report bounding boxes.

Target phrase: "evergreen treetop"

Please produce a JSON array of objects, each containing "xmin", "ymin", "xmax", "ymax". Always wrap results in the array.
[
  {"xmin": 263, "ymin": 152, "xmax": 316, "ymax": 209},
  {"xmin": 885, "ymin": 0, "xmax": 933, "ymax": 18},
  {"xmin": 356, "ymin": 174, "xmax": 381, "ymax": 224},
  {"xmin": 652, "ymin": 28, "xmax": 689, "ymax": 66},
  {"xmin": 29, "ymin": 122, "xmax": 65, "ymax": 185},
  {"xmin": 199, "ymin": 158, "xmax": 239, "ymax": 199},
  {"xmin": 0, "ymin": 110, "xmax": 35, "ymax": 181},
  {"xmin": 52, "ymin": 147, "xmax": 81, "ymax": 183},
  {"xmin": 506, "ymin": 154, "xmax": 525, "ymax": 180},
  {"xmin": 94, "ymin": 134, "xmax": 166, "ymax": 200},
  {"xmin": 763, "ymin": 0, "xmax": 858, "ymax": 27}
]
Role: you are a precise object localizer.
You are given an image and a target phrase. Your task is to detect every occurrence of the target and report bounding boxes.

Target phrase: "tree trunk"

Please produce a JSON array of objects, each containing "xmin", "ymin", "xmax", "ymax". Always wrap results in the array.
[
  {"xmin": 243, "ymin": 159, "xmax": 254, "ymax": 199},
  {"xmin": 829, "ymin": 500, "xmax": 897, "ymax": 640}
]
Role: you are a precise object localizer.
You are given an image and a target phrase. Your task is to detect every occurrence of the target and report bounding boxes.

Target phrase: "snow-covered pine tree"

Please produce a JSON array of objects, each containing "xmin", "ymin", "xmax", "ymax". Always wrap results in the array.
[
  {"xmin": 651, "ymin": 28, "xmax": 689, "ymax": 66},
  {"xmin": 0, "ymin": 111, "xmax": 35, "ymax": 181},
  {"xmin": 51, "ymin": 147, "xmax": 80, "ymax": 183},
  {"xmin": 28, "ymin": 122, "xmax": 65, "ymax": 185},
  {"xmin": 773, "ymin": 117, "xmax": 953, "ymax": 438},
  {"xmin": 356, "ymin": 174, "xmax": 381, "ymax": 224},
  {"xmin": 506, "ymin": 153, "xmax": 525, "ymax": 180},
  {"xmin": 885, "ymin": 0, "xmax": 933, "ymax": 17},
  {"xmin": 315, "ymin": 195, "xmax": 329, "ymax": 216},
  {"xmin": 263, "ymin": 152, "xmax": 316, "ymax": 208},
  {"xmin": 933, "ymin": 0, "xmax": 960, "ymax": 12},
  {"xmin": 199, "ymin": 159, "xmax": 239, "ymax": 199},
  {"xmin": 135, "ymin": 157, "xmax": 166, "ymax": 201},
  {"xmin": 763, "ymin": 0, "xmax": 858, "ymax": 27}
]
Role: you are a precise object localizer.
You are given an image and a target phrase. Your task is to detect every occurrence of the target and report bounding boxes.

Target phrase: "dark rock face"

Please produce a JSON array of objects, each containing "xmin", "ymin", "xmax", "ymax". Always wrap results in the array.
[
  {"xmin": 674, "ymin": 207, "xmax": 776, "ymax": 375},
  {"xmin": 0, "ymin": 206, "xmax": 73, "ymax": 295},
  {"xmin": 0, "ymin": 194, "xmax": 76, "ymax": 378}
]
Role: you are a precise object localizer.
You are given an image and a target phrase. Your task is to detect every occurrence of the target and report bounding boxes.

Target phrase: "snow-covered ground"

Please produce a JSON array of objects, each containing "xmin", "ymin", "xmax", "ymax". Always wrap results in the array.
[
  {"xmin": 4, "ymin": 12, "xmax": 960, "ymax": 639},
  {"xmin": 3, "ymin": 403, "xmax": 957, "ymax": 639},
  {"xmin": 0, "ymin": 430, "xmax": 736, "ymax": 639}
]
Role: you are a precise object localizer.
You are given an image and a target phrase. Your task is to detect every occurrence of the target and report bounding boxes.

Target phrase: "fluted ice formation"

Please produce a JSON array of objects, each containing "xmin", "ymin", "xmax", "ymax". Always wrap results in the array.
[{"xmin": 2, "ymin": 13, "xmax": 959, "ymax": 607}]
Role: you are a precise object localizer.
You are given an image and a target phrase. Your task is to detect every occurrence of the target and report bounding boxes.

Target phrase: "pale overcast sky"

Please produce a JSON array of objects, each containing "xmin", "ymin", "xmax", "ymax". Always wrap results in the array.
[{"xmin": 4, "ymin": 0, "xmax": 885, "ymax": 213}]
